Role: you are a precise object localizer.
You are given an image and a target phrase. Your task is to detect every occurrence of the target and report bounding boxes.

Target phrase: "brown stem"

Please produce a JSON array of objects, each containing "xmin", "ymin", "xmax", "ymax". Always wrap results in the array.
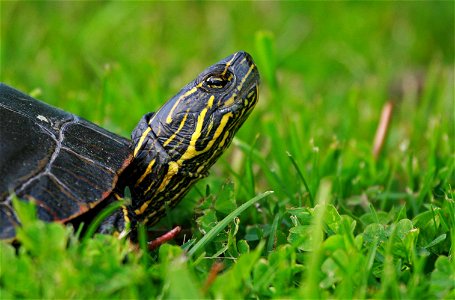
[{"xmin": 373, "ymin": 101, "xmax": 394, "ymax": 159}]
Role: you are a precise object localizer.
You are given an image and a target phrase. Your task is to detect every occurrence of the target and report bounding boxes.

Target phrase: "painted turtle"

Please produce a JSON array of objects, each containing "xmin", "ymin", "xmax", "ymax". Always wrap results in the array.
[{"xmin": 0, "ymin": 51, "xmax": 260, "ymax": 240}]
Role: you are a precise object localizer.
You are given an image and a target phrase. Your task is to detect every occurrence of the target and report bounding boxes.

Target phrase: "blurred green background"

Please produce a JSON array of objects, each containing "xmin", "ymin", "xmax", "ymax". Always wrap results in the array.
[
  {"xmin": 2, "ymin": 2, "xmax": 452, "ymax": 122},
  {"xmin": 1, "ymin": 1, "xmax": 453, "ymax": 213}
]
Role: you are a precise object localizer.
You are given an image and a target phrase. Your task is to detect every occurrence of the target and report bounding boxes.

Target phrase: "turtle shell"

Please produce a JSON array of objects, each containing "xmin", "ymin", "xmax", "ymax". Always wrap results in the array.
[{"xmin": 0, "ymin": 83, "xmax": 133, "ymax": 239}]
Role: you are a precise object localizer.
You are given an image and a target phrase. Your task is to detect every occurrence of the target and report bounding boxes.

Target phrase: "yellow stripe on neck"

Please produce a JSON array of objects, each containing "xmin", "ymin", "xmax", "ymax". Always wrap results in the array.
[{"xmin": 133, "ymin": 127, "xmax": 151, "ymax": 157}]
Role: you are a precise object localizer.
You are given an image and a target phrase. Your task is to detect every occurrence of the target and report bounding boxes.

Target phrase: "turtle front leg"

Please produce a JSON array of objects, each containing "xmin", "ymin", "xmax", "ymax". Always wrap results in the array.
[{"xmin": 96, "ymin": 192, "xmax": 136, "ymax": 239}]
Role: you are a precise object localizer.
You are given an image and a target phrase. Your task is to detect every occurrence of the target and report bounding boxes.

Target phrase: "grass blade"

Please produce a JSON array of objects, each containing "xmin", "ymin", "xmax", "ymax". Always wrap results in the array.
[
  {"xmin": 187, "ymin": 191, "xmax": 274, "ymax": 258},
  {"xmin": 82, "ymin": 200, "xmax": 125, "ymax": 242},
  {"xmin": 287, "ymin": 151, "xmax": 314, "ymax": 206}
]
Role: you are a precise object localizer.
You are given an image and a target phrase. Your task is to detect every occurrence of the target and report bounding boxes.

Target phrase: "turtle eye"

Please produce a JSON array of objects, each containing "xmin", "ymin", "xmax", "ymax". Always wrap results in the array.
[
  {"xmin": 205, "ymin": 76, "xmax": 228, "ymax": 89},
  {"xmin": 201, "ymin": 70, "xmax": 234, "ymax": 92}
]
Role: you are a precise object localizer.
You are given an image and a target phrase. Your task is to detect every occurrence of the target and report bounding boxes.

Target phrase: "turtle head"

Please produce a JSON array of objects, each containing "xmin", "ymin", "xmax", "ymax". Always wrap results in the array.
[
  {"xmin": 151, "ymin": 51, "xmax": 259, "ymax": 173},
  {"xmin": 128, "ymin": 51, "xmax": 259, "ymax": 225}
]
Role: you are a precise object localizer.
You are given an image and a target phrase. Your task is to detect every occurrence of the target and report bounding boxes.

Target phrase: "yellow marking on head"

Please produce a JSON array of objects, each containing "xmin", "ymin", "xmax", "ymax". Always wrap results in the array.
[
  {"xmin": 207, "ymin": 95, "xmax": 215, "ymax": 108},
  {"xmin": 204, "ymin": 112, "xmax": 232, "ymax": 150},
  {"xmin": 133, "ymin": 127, "xmax": 151, "ymax": 157},
  {"xmin": 163, "ymin": 113, "xmax": 189, "ymax": 147},
  {"xmin": 221, "ymin": 53, "xmax": 238, "ymax": 76},
  {"xmin": 166, "ymin": 87, "xmax": 198, "ymax": 124},
  {"xmin": 206, "ymin": 118, "xmax": 214, "ymax": 136},
  {"xmin": 237, "ymin": 64, "xmax": 256, "ymax": 91},
  {"xmin": 178, "ymin": 106, "xmax": 208, "ymax": 161},
  {"xmin": 223, "ymin": 95, "xmax": 236, "ymax": 108},
  {"xmin": 221, "ymin": 63, "xmax": 256, "ymax": 109},
  {"xmin": 136, "ymin": 159, "xmax": 156, "ymax": 186}
]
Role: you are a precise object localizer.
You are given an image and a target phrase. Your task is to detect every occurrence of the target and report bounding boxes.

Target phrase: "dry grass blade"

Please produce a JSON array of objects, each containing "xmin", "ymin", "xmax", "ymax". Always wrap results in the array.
[{"xmin": 373, "ymin": 101, "xmax": 394, "ymax": 159}]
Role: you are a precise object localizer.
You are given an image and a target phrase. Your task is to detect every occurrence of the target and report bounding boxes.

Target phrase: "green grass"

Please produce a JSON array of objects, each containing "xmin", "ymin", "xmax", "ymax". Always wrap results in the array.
[{"xmin": 1, "ymin": 2, "xmax": 454, "ymax": 299}]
